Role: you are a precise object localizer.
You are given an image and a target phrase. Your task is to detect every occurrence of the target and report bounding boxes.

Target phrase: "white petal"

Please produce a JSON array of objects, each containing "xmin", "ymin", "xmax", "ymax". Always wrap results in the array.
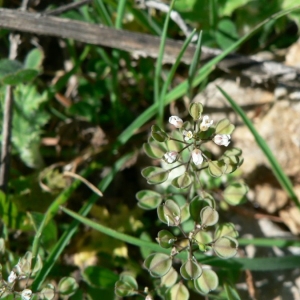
[
  {"xmin": 192, "ymin": 149, "xmax": 203, "ymax": 165},
  {"xmin": 169, "ymin": 116, "xmax": 183, "ymax": 128}
]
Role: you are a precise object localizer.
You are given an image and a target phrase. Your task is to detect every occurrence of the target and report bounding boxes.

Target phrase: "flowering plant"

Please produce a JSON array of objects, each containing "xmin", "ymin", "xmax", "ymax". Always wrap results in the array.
[{"xmin": 115, "ymin": 102, "xmax": 248, "ymax": 299}]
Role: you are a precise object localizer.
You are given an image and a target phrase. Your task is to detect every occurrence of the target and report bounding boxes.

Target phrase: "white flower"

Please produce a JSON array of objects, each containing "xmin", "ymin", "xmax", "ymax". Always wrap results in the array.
[
  {"xmin": 213, "ymin": 134, "xmax": 231, "ymax": 147},
  {"xmin": 163, "ymin": 151, "xmax": 177, "ymax": 164},
  {"xmin": 169, "ymin": 116, "xmax": 183, "ymax": 128},
  {"xmin": 21, "ymin": 289, "xmax": 32, "ymax": 300},
  {"xmin": 183, "ymin": 130, "xmax": 193, "ymax": 141},
  {"xmin": 8, "ymin": 271, "xmax": 17, "ymax": 283},
  {"xmin": 192, "ymin": 149, "xmax": 203, "ymax": 166},
  {"xmin": 200, "ymin": 115, "xmax": 213, "ymax": 131}
]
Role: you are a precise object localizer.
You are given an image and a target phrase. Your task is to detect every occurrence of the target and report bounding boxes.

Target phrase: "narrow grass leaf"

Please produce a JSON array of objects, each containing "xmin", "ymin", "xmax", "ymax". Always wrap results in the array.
[
  {"xmin": 156, "ymin": 0, "xmax": 176, "ymax": 126},
  {"xmin": 217, "ymin": 86, "xmax": 300, "ymax": 208}
]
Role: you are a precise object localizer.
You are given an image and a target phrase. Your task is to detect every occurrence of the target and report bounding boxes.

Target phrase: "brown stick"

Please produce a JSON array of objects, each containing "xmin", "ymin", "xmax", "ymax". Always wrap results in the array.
[
  {"xmin": 0, "ymin": 8, "xmax": 299, "ymax": 86},
  {"xmin": 0, "ymin": 86, "xmax": 14, "ymax": 192},
  {"xmin": 0, "ymin": 8, "xmax": 210, "ymax": 64}
]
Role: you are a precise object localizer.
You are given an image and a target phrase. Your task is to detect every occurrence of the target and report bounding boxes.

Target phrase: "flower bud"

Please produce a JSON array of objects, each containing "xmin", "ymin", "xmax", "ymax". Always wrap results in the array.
[
  {"xmin": 213, "ymin": 134, "xmax": 231, "ymax": 147},
  {"xmin": 192, "ymin": 149, "xmax": 203, "ymax": 166},
  {"xmin": 163, "ymin": 151, "xmax": 178, "ymax": 164},
  {"xmin": 200, "ymin": 115, "xmax": 213, "ymax": 131},
  {"xmin": 169, "ymin": 116, "xmax": 183, "ymax": 128}
]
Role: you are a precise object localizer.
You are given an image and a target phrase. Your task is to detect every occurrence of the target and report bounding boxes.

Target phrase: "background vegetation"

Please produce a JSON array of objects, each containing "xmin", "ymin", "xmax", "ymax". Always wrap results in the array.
[{"xmin": 1, "ymin": 0, "xmax": 300, "ymax": 299}]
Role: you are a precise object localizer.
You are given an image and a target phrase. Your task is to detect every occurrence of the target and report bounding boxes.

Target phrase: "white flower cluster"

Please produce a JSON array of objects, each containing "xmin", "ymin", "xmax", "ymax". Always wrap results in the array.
[{"xmin": 166, "ymin": 115, "xmax": 231, "ymax": 167}]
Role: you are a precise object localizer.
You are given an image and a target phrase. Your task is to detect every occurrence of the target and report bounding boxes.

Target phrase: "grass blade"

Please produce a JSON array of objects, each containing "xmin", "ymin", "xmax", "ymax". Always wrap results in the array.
[
  {"xmin": 187, "ymin": 31, "xmax": 202, "ymax": 99},
  {"xmin": 32, "ymin": 152, "xmax": 135, "ymax": 291},
  {"xmin": 60, "ymin": 206, "xmax": 300, "ymax": 271},
  {"xmin": 116, "ymin": 5, "xmax": 300, "ymax": 147},
  {"xmin": 217, "ymin": 86, "xmax": 300, "ymax": 208},
  {"xmin": 159, "ymin": 29, "xmax": 197, "ymax": 110},
  {"xmin": 156, "ymin": 0, "xmax": 176, "ymax": 126}
]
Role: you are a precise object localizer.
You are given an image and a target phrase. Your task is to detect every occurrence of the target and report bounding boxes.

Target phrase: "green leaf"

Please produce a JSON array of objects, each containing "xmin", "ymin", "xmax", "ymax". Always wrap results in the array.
[
  {"xmin": 24, "ymin": 48, "xmax": 44, "ymax": 70},
  {"xmin": 143, "ymin": 142, "xmax": 166, "ymax": 159},
  {"xmin": 172, "ymin": 172, "xmax": 192, "ymax": 189},
  {"xmin": 0, "ymin": 59, "xmax": 23, "ymax": 79},
  {"xmin": 189, "ymin": 102, "xmax": 203, "ymax": 120},
  {"xmin": 58, "ymin": 277, "xmax": 78, "ymax": 296},
  {"xmin": 161, "ymin": 267, "xmax": 178, "ymax": 288},
  {"xmin": 223, "ymin": 182, "xmax": 249, "ymax": 205},
  {"xmin": 214, "ymin": 223, "xmax": 239, "ymax": 239},
  {"xmin": 180, "ymin": 258, "xmax": 202, "ymax": 280},
  {"xmin": 2, "ymin": 69, "xmax": 38, "ymax": 85},
  {"xmin": 157, "ymin": 200, "xmax": 181, "ymax": 226},
  {"xmin": 82, "ymin": 266, "xmax": 118, "ymax": 288},
  {"xmin": 136, "ymin": 190, "xmax": 163, "ymax": 210},
  {"xmin": 215, "ymin": 118, "xmax": 235, "ymax": 135},
  {"xmin": 115, "ymin": 274, "xmax": 138, "ymax": 297},
  {"xmin": 141, "ymin": 167, "xmax": 169, "ymax": 185},
  {"xmin": 213, "ymin": 236, "xmax": 238, "ymax": 259},
  {"xmin": 166, "ymin": 282, "xmax": 189, "ymax": 300},
  {"xmin": 144, "ymin": 253, "xmax": 172, "ymax": 278},
  {"xmin": 12, "ymin": 84, "xmax": 50, "ymax": 168},
  {"xmin": 194, "ymin": 269, "xmax": 219, "ymax": 294},
  {"xmin": 200, "ymin": 206, "xmax": 219, "ymax": 227},
  {"xmin": 157, "ymin": 230, "xmax": 176, "ymax": 248},
  {"xmin": 216, "ymin": 18, "xmax": 239, "ymax": 50},
  {"xmin": 208, "ymin": 160, "xmax": 226, "ymax": 177}
]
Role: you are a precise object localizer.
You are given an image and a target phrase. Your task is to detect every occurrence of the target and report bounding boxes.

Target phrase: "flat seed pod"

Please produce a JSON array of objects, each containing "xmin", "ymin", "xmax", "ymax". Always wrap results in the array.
[
  {"xmin": 215, "ymin": 118, "xmax": 235, "ymax": 135},
  {"xmin": 190, "ymin": 195, "xmax": 215, "ymax": 223},
  {"xmin": 157, "ymin": 200, "xmax": 181, "ymax": 226},
  {"xmin": 224, "ymin": 182, "xmax": 249, "ymax": 205},
  {"xmin": 115, "ymin": 275, "xmax": 138, "ymax": 297},
  {"xmin": 180, "ymin": 203, "xmax": 190, "ymax": 223},
  {"xmin": 40, "ymin": 284, "xmax": 55, "ymax": 300},
  {"xmin": 214, "ymin": 223, "xmax": 239, "ymax": 239},
  {"xmin": 157, "ymin": 230, "xmax": 176, "ymax": 248},
  {"xmin": 141, "ymin": 167, "xmax": 169, "ymax": 185},
  {"xmin": 194, "ymin": 231, "xmax": 213, "ymax": 246},
  {"xmin": 189, "ymin": 102, "xmax": 203, "ymax": 120},
  {"xmin": 213, "ymin": 236, "xmax": 238, "ymax": 259},
  {"xmin": 136, "ymin": 190, "xmax": 162, "ymax": 210},
  {"xmin": 143, "ymin": 142, "xmax": 166, "ymax": 159},
  {"xmin": 208, "ymin": 160, "xmax": 226, "ymax": 177},
  {"xmin": 58, "ymin": 277, "xmax": 78, "ymax": 296},
  {"xmin": 151, "ymin": 125, "xmax": 169, "ymax": 142},
  {"xmin": 180, "ymin": 259, "xmax": 202, "ymax": 280},
  {"xmin": 144, "ymin": 253, "xmax": 172, "ymax": 278},
  {"xmin": 224, "ymin": 148, "xmax": 242, "ymax": 157},
  {"xmin": 172, "ymin": 173, "xmax": 192, "ymax": 189},
  {"xmin": 166, "ymin": 282, "xmax": 189, "ymax": 300},
  {"xmin": 194, "ymin": 269, "xmax": 219, "ymax": 294},
  {"xmin": 160, "ymin": 267, "xmax": 178, "ymax": 288},
  {"xmin": 200, "ymin": 206, "xmax": 219, "ymax": 227}
]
